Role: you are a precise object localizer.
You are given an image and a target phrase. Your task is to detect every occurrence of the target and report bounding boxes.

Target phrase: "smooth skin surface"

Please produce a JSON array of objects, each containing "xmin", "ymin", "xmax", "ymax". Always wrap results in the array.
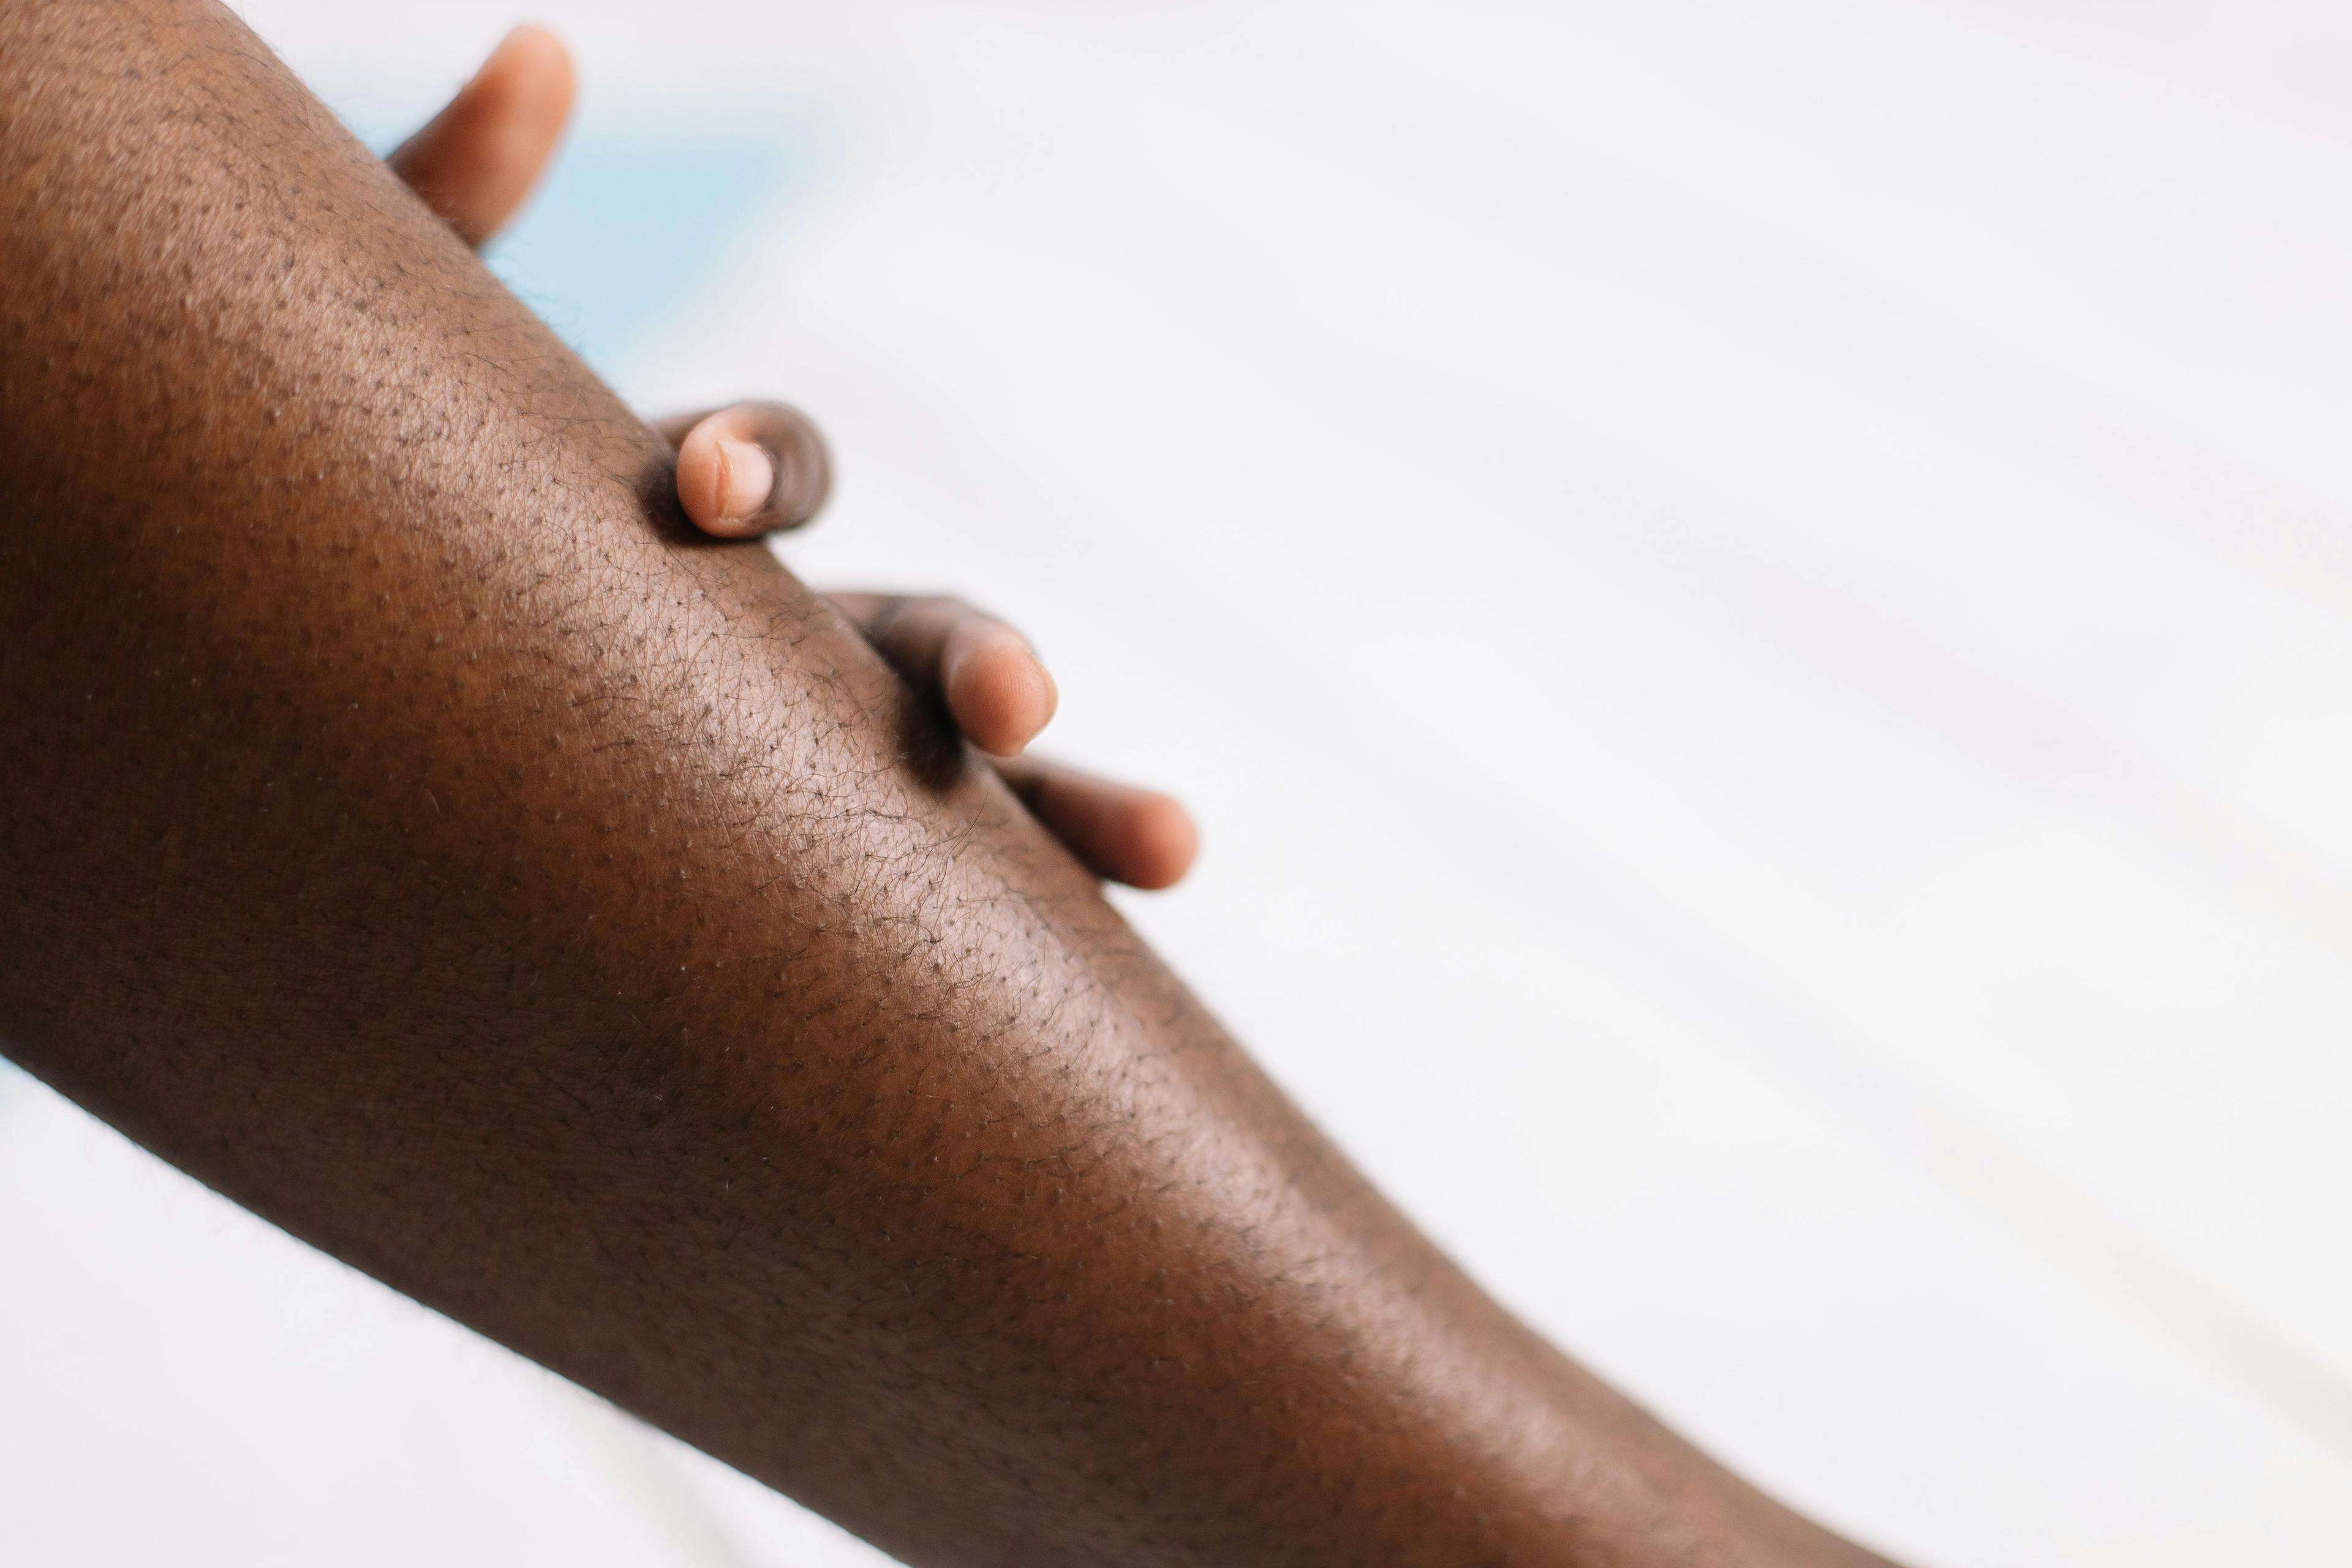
[
  {"xmin": 391, "ymin": 29, "xmax": 1197, "ymax": 889},
  {"xmin": 0, "ymin": 5, "xmax": 1896, "ymax": 1566}
]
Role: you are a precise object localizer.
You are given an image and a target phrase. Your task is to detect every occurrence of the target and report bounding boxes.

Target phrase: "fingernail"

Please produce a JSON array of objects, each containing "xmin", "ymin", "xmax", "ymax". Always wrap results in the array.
[
  {"xmin": 1031, "ymin": 654, "xmax": 1059, "ymax": 729},
  {"xmin": 715, "ymin": 439, "xmax": 774, "ymax": 522}
]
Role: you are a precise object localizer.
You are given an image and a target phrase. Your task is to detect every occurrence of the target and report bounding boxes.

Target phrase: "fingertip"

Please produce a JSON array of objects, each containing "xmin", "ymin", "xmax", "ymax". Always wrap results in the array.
[
  {"xmin": 1117, "ymin": 793, "xmax": 1199, "ymax": 890},
  {"xmin": 713, "ymin": 438, "xmax": 775, "ymax": 529},
  {"xmin": 478, "ymin": 26, "xmax": 576, "ymax": 113},
  {"xmin": 1033, "ymin": 657, "xmax": 1060, "ymax": 732},
  {"xmin": 674, "ymin": 420, "xmax": 777, "ymax": 533},
  {"xmin": 673, "ymin": 423, "xmax": 722, "ymax": 528},
  {"xmin": 499, "ymin": 23, "xmax": 573, "ymax": 72},
  {"xmin": 944, "ymin": 628, "xmax": 1055, "ymax": 757}
]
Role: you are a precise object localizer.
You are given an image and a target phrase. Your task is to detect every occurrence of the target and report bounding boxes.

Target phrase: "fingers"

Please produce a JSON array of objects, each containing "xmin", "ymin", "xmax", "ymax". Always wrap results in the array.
[
  {"xmin": 658, "ymin": 402, "xmax": 833, "ymax": 536},
  {"xmin": 992, "ymin": 756, "xmax": 1200, "ymax": 891},
  {"xmin": 828, "ymin": 590, "xmax": 1196, "ymax": 887},
  {"xmin": 828, "ymin": 594, "xmax": 1057, "ymax": 758},
  {"xmin": 387, "ymin": 26, "xmax": 575, "ymax": 249}
]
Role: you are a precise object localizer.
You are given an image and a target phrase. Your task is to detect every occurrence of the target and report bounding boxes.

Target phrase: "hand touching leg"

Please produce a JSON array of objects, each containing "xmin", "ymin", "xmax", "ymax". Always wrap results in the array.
[
  {"xmin": 384, "ymin": 46, "xmax": 1200, "ymax": 889},
  {"xmin": 0, "ymin": 7, "xmax": 1889, "ymax": 1566}
]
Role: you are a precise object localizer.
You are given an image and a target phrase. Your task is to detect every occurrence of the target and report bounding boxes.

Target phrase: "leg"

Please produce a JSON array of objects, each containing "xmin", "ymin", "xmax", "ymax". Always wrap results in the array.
[{"xmin": 0, "ymin": 6, "xmax": 1891, "ymax": 1565}]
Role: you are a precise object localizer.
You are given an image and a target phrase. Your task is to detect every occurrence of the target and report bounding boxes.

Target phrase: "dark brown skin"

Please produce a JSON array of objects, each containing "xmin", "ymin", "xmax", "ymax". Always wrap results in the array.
[
  {"xmin": 380, "ymin": 27, "xmax": 1203, "ymax": 892},
  {"xmin": 0, "ymin": 5, "xmax": 1897, "ymax": 1565}
]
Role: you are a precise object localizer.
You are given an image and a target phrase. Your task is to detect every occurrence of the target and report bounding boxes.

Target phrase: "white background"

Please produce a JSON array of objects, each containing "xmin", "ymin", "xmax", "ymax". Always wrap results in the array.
[{"xmin": 6, "ymin": 2, "xmax": 2352, "ymax": 1562}]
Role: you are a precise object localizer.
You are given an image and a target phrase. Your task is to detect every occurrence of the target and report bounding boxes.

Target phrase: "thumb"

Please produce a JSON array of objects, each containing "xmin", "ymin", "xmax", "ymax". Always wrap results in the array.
[{"xmin": 386, "ymin": 26, "xmax": 576, "ymax": 249}]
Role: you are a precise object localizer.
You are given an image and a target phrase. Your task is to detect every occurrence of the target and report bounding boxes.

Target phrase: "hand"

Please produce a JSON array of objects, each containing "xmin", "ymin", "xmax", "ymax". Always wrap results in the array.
[{"xmin": 385, "ymin": 30, "xmax": 1198, "ymax": 889}]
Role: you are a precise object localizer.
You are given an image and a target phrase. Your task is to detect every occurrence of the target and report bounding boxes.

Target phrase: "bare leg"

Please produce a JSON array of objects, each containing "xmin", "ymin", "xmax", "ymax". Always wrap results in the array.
[{"xmin": 0, "ymin": 5, "xmax": 1892, "ymax": 1566}]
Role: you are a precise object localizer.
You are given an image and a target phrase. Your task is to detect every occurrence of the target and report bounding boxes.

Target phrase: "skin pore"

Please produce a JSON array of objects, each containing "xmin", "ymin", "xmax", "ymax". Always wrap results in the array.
[{"xmin": 0, "ymin": 4, "xmax": 1896, "ymax": 1566}]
